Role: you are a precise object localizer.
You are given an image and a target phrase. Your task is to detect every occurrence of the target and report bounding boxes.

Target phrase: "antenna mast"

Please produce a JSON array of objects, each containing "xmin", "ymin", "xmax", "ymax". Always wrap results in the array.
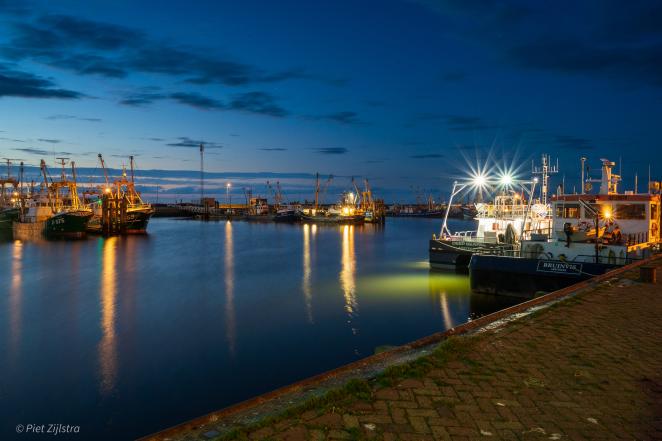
[
  {"xmin": 532, "ymin": 154, "xmax": 558, "ymax": 204},
  {"xmin": 200, "ymin": 143, "xmax": 204, "ymax": 205},
  {"xmin": 129, "ymin": 155, "xmax": 136, "ymax": 184},
  {"xmin": 314, "ymin": 172, "xmax": 320, "ymax": 210}
]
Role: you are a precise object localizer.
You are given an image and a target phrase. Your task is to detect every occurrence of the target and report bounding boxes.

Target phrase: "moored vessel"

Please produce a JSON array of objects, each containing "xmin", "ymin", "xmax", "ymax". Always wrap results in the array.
[
  {"xmin": 470, "ymin": 158, "xmax": 661, "ymax": 297},
  {"xmin": 87, "ymin": 154, "xmax": 154, "ymax": 234},
  {"xmin": 430, "ymin": 155, "xmax": 555, "ymax": 268},
  {"xmin": 14, "ymin": 159, "xmax": 92, "ymax": 239}
]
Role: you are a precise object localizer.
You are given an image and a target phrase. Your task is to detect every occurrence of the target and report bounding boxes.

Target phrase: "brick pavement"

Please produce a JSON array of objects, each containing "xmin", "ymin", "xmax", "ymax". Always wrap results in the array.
[{"xmin": 167, "ymin": 258, "xmax": 662, "ymax": 441}]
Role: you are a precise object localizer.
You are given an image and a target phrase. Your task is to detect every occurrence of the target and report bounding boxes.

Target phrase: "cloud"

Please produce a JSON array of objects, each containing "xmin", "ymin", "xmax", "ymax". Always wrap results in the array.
[
  {"xmin": 443, "ymin": 115, "xmax": 496, "ymax": 131},
  {"xmin": 416, "ymin": 1, "xmax": 662, "ymax": 87},
  {"xmin": 410, "ymin": 113, "xmax": 496, "ymax": 131},
  {"xmin": 554, "ymin": 135, "xmax": 593, "ymax": 150},
  {"xmin": 120, "ymin": 89, "xmax": 287, "ymax": 116},
  {"xmin": 37, "ymin": 138, "xmax": 61, "ymax": 143},
  {"xmin": 260, "ymin": 148, "xmax": 288, "ymax": 151},
  {"xmin": 314, "ymin": 147, "xmax": 348, "ymax": 155},
  {"xmin": 169, "ymin": 92, "xmax": 224, "ymax": 110},
  {"xmin": 0, "ymin": 137, "xmax": 24, "ymax": 142},
  {"xmin": 508, "ymin": 39, "xmax": 662, "ymax": 86},
  {"xmin": 3, "ymin": 14, "xmax": 336, "ymax": 88},
  {"xmin": 0, "ymin": 64, "xmax": 83, "ymax": 99},
  {"xmin": 45, "ymin": 114, "xmax": 101, "ymax": 122},
  {"xmin": 307, "ymin": 111, "xmax": 362, "ymax": 125},
  {"xmin": 410, "ymin": 153, "xmax": 444, "ymax": 159},
  {"xmin": 13, "ymin": 147, "xmax": 72, "ymax": 155},
  {"xmin": 166, "ymin": 137, "xmax": 223, "ymax": 149},
  {"xmin": 228, "ymin": 91, "xmax": 287, "ymax": 117},
  {"xmin": 119, "ymin": 90, "xmax": 165, "ymax": 106}
]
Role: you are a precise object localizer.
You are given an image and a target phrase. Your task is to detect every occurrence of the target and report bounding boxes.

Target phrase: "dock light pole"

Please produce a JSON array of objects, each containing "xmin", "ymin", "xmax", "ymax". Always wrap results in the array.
[
  {"xmin": 440, "ymin": 181, "xmax": 468, "ymax": 238},
  {"xmin": 226, "ymin": 182, "xmax": 231, "ymax": 211}
]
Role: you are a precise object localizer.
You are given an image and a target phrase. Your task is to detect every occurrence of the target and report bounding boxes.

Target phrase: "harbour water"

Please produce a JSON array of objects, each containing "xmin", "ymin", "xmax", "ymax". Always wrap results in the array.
[{"xmin": 0, "ymin": 218, "xmax": 521, "ymax": 440}]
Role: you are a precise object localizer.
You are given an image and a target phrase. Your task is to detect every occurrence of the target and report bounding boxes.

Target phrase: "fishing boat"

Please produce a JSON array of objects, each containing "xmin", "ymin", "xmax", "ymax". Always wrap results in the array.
[
  {"xmin": 359, "ymin": 179, "xmax": 385, "ymax": 224},
  {"xmin": 0, "ymin": 160, "xmax": 21, "ymax": 230},
  {"xmin": 301, "ymin": 174, "xmax": 365, "ymax": 224},
  {"xmin": 273, "ymin": 206, "xmax": 301, "ymax": 222},
  {"xmin": 14, "ymin": 159, "xmax": 92, "ymax": 239},
  {"xmin": 87, "ymin": 154, "xmax": 154, "ymax": 234},
  {"xmin": 430, "ymin": 159, "xmax": 553, "ymax": 268},
  {"xmin": 470, "ymin": 158, "xmax": 661, "ymax": 297}
]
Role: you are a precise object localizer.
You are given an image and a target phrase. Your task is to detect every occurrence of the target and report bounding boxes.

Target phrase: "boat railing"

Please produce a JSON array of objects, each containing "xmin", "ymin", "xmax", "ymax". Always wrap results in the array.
[{"xmin": 624, "ymin": 232, "xmax": 649, "ymax": 246}]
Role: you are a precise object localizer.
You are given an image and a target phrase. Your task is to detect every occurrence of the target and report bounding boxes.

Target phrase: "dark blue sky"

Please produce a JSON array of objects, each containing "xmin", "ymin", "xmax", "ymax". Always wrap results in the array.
[{"xmin": 1, "ymin": 0, "xmax": 660, "ymax": 201}]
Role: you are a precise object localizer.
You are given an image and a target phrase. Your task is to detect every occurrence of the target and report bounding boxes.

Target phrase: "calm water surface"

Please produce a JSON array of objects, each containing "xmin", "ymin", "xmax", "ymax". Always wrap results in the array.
[{"xmin": 0, "ymin": 218, "xmax": 520, "ymax": 440}]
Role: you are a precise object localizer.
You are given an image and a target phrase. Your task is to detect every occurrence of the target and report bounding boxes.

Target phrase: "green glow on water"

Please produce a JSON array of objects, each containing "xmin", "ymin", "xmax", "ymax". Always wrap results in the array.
[{"xmin": 357, "ymin": 271, "xmax": 470, "ymax": 297}]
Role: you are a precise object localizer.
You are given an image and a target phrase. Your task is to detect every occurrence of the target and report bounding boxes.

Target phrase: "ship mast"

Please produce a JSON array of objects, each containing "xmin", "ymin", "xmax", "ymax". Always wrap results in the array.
[
  {"xmin": 98, "ymin": 154, "xmax": 110, "ymax": 189},
  {"xmin": 40, "ymin": 159, "xmax": 52, "ymax": 207},
  {"xmin": 70, "ymin": 161, "xmax": 80, "ymax": 209},
  {"xmin": 314, "ymin": 172, "xmax": 320, "ymax": 210},
  {"xmin": 129, "ymin": 155, "xmax": 136, "ymax": 184},
  {"xmin": 532, "ymin": 154, "xmax": 558, "ymax": 205}
]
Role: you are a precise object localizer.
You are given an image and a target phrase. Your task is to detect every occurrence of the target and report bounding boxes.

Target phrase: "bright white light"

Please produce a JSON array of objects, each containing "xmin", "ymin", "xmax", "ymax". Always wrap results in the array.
[
  {"xmin": 533, "ymin": 177, "xmax": 539, "ymax": 183},
  {"xmin": 500, "ymin": 174, "xmax": 513, "ymax": 186},
  {"xmin": 473, "ymin": 174, "xmax": 487, "ymax": 188}
]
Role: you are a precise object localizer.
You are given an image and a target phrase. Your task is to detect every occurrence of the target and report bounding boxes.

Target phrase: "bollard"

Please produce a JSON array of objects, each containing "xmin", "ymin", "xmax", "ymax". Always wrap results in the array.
[{"xmin": 640, "ymin": 266, "xmax": 657, "ymax": 284}]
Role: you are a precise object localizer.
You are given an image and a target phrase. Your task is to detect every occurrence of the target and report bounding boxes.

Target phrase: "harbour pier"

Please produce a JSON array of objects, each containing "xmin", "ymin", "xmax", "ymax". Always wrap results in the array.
[{"xmin": 141, "ymin": 255, "xmax": 662, "ymax": 441}]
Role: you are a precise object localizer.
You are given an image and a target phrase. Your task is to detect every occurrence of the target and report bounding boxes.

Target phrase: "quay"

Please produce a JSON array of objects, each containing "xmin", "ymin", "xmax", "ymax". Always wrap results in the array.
[{"xmin": 142, "ymin": 255, "xmax": 662, "ymax": 441}]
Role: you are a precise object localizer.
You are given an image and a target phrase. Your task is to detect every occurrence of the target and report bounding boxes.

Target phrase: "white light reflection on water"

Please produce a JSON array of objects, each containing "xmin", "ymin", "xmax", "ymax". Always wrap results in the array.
[
  {"xmin": 302, "ymin": 223, "xmax": 314, "ymax": 323},
  {"xmin": 8, "ymin": 240, "xmax": 23, "ymax": 365},
  {"xmin": 224, "ymin": 220, "xmax": 236, "ymax": 356}
]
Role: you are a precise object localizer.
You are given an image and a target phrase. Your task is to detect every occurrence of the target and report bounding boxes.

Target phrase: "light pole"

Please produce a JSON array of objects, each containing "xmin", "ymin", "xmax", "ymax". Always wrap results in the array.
[{"xmin": 226, "ymin": 182, "xmax": 231, "ymax": 212}]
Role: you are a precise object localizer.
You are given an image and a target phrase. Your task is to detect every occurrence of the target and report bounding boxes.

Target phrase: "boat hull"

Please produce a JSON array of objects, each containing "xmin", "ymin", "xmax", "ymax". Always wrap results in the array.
[
  {"xmin": 469, "ymin": 255, "xmax": 623, "ymax": 298},
  {"xmin": 273, "ymin": 210, "xmax": 301, "ymax": 222},
  {"xmin": 429, "ymin": 239, "xmax": 473, "ymax": 267},
  {"xmin": 87, "ymin": 207, "xmax": 153, "ymax": 234},
  {"xmin": 301, "ymin": 214, "xmax": 364, "ymax": 224},
  {"xmin": 429, "ymin": 239, "xmax": 516, "ymax": 268},
  {"xmin": 0, "ymin": 207, "xmax": 20, "ymax": 229},
  {"xmin": 125, "ymin": 208, "xmax": 153, "ymax": 233},
  {"xmin": 46, "ymin": 211, "xmax": 93, "ymax": 238}
]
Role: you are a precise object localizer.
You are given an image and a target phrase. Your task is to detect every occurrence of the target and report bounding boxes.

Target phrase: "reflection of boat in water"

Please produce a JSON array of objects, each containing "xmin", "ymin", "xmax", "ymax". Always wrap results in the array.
[
  {"xmin": 14, "ymin": 159, "xmax": 92, "ymax": 239},
  {"xmin": 471, "ymin": 158, "xmax": 661, "ymax": 297}
]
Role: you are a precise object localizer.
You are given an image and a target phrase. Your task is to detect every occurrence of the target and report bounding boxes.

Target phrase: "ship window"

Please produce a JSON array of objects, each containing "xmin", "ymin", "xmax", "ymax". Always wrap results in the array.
[
  {"xmin": 555, "ymin": 203, "xmax": 580, "ymax": 218},
  {"xmin": 613, "ymin": 203, "xmax": 646, "ymax": 220}
]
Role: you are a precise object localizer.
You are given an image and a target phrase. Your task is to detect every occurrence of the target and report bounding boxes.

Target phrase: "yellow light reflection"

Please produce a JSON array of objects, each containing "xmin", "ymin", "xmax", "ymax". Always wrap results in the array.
[
  {"xmin": 340, "ymin": 225, "xmax": 358, "ymax": 330},
  {"xmin": 224, "ymin": 220, "xmax": 236, "ymax": 356},
  {"xmin": 98, "ymin": 237, "xmax": 117, "ymax": 396},
  {"xmin": 302, "ymin": 224, "xmax": 314, "ymax": 323},
  {"xmin": 9, "ymin": 240, "xmax": 23, "ymax": 361}
]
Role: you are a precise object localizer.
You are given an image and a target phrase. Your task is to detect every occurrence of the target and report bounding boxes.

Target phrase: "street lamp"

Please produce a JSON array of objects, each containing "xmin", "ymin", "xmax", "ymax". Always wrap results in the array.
[{"xmin": 226, "ymin": 182, "xmax": 231, "ymax": 211}]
